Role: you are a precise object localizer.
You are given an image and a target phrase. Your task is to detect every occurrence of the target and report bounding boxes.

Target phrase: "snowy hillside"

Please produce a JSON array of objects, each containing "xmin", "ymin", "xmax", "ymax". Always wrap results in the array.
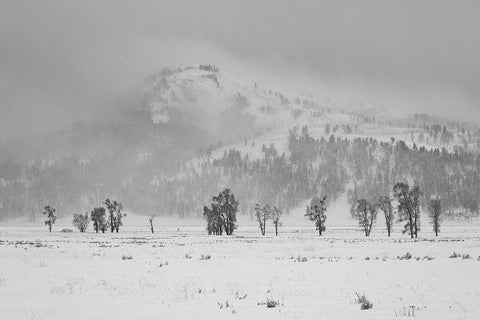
[
  {"xmin": 135, "ymin": 65, "xmax": 479, "ymax": 162},
  {"xmin": 1, "ymin": 64, "xmax": 480, "ymax": 223}
]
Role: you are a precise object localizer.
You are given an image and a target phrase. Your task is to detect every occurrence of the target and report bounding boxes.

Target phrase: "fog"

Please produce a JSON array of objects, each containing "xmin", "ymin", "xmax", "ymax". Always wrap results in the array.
[{"xmin": 1, "ymin": 0, "xmax": 479, "ymax": 141}]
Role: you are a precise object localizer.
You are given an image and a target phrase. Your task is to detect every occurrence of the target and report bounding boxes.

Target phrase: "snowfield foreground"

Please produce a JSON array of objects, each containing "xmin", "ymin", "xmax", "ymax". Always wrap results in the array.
[{"xmin": 1, "ymin": 225, "xmax": 480, "ymax": 320}]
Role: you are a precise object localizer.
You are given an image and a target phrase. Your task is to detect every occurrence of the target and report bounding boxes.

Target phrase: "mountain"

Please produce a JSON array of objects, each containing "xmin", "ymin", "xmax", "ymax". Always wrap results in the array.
[{"xmin": 1, "ymin": 64, "xmax": 480, "ymax": 222}]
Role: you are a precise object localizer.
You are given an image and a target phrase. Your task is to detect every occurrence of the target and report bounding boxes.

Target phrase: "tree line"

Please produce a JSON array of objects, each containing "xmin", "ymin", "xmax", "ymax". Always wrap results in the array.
[{"xmin": 42, "ymin": 198, "xmax": 126, "ymax": 233}]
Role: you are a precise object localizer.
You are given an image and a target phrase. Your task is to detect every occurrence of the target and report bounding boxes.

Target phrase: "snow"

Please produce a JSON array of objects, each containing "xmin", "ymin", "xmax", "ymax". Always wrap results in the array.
[{"xmin": 1, "ymin": 220, "xmax": 480, "ymax": 320}]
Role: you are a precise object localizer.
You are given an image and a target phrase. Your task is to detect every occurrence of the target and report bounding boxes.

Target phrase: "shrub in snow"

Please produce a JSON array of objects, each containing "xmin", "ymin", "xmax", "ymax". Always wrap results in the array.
[
  {"xmin": 355, "ymin": 292, "xmax": 373, "ymax": 310},
  {"xmin": 266, "ymin": 299, "xmax": 279, "ymax": 308},
  {"xmin": 72, "ymin": 213, "xmax": 90, "ymax": 232},
  {"xmin": 450, "ymin": 252, "xmax": 471, "ymax": 259},
  {"xmin": 397, "ymin": 252, "xmax": 412, "ymax": 260}
]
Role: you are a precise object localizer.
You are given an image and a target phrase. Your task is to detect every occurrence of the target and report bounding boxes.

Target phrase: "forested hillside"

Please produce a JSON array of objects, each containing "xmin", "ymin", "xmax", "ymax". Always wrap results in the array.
[{"xmin": 1, "ymin": 66, "xmax": 479, "ymax": 221}]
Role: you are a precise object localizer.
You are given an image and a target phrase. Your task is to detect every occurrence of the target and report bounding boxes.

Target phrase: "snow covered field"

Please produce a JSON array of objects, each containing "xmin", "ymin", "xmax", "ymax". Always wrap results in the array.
[{"xmin": 1, "ymin": 223, "xmax": 480, "ymax": 320}]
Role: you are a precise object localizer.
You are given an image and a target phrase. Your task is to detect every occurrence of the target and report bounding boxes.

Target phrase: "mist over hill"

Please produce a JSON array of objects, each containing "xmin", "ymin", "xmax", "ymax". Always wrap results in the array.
[{"xmin": 1, "ymin": 65, "xmax": 479, "ymax": 222}]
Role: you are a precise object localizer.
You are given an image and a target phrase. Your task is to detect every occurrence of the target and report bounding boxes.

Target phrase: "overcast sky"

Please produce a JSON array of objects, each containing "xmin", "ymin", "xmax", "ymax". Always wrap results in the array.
[{"xmin": 1, "ymin": 0, "xmax": 479, "ymax": 140}]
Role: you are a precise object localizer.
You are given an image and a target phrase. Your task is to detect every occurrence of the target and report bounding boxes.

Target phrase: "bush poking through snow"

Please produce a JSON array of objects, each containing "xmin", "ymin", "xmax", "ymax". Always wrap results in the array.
[
  {"xmin": 450, "ymin": 252, "xmax": 471, "ymax": 259},
  {"xmin": 235, "ymin": 291, "xmax": 247, "ymax": 300},
  {"xmin": 258, "ymin": 298, "xmax": 280, "ymax": 308},
  {"xmin": 72, "ymin": 213, "xmax": 90, "ymax": 232},
  {"xmin": 121, "ymin": 255, "xmax": 133, "ymax": 260},
  {"xmin": 397, "ymin": 252, "xmax": 412, "ymax": 260},
  {"xmin": 159, "ymin": 261, "xmax": 168, "ymax": 267},
  {"xmin": 200, "ymin": 254, "xmax": 211, "ymax": 260},
  {"xmin": 292, "ymin": 255, "xmax": 308, "ymax": 262},
  {"xmin": 266, "ymin": 299, "xmax": 279, "ymax": 308},
  {"xmin": 217, "ymin": 300, "xmax": 231, "ymax": 309},
  {"xmin": 355, "ymin": 292, "xmax": 373, "ymax": 310}
]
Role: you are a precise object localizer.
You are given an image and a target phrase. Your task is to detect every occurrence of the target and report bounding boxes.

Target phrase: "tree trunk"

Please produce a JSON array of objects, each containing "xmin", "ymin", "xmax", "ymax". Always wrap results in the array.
[
  {"xmin": 49, "ymin": 223, "xmax": 52, "ymax": 232},
  {"xmin": 110, "ymin": 214, "xmax": 115, "ymax": 233},
  {"xmin": 275, "ymin": 224, "xmax": 278, "ymax": 236},
  {"xmin": 263, "ymin": 216, "xmax": 266, "ymax": 236},
  {"xmin": 414, "ymin": 213, "xmax": 418, "ymax": 238},
  {"xmin": 409, "ymin": 216, "xmax": 414, "ymax": 239}
]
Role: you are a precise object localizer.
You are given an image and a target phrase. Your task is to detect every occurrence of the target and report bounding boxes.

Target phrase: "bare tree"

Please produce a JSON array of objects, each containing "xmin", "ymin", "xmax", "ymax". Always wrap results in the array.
[
  {"xmin": 271, "ymin": 206, "xmax": 283, "ymax": 236},
  {"xmin": 202, "ymin": 205, "xmax": 223, "ymax": 235},
  {"xmin": 104, "ymin": 199, "xmax": 125, "ymax": 233},
  {"xmin": 211, "ymin": 189, "xmax": 239, "ymax": 235},
  {"xmin": 378, "ymin": 196, "xmax": 394, "ymax": 237},
  {"xmin": 305, "ymin": 196, "xmax": 327, "ymax": 236},
  {"xmin": 91, "ymin": 207, "xmax": 107, "ymax": 233},
  {"xmin": 393, "ymin": 183, "xmax": 422, "ymax": 238},
  {"xmin": 149, "ymin": 215, "xmax": 155, "ymax": 233},
  {"xmin": 428, "ymin": 198, "xmax": 442, "ymax": 236},
  {"xmin": 43, "ymin": 205, "xmax": 57, "ymax": 232},
  {"xmin": 254, "ymin": 204, "xmax": 264, "ymax": 235},
  {"xmin": 72, "ymin": 213, "xmax": 90, "ymax": 232},
  {"xmin": 254, "ymin": 203, "xmax": 270, "ymax": 235},
  {"xmin": 354, "ymin": 199, "xmax": 377, "ymax": 237}
]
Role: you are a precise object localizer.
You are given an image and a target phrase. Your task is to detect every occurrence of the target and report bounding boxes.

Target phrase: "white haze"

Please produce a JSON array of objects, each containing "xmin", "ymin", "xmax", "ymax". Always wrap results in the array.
[{"xmin": 1, "ymin": 0, "xmax": 479, "ymax": 141}]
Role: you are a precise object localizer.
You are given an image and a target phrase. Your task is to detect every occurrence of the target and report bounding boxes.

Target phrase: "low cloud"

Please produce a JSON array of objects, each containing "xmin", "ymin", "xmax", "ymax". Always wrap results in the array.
[{"xmin": 1, "ymin": 1, "xmax": 479, "ymax": 140}]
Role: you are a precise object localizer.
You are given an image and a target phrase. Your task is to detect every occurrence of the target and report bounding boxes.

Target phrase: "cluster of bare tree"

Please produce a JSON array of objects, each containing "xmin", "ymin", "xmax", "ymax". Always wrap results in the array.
[
  {"xmin": 87, "ymin": 199, "xmax": 126, "ymax": 233},
  {"xmin": 41, "ymin": 198, "xmax": 126, "ymax": 233},
  {"xmin": 202, "ymin": 189, "xmax": 239, "ymax": 235},
  {"xmin": 254, "ymin": 203, "xmax": 283, "ymax": 236},
  {"xmin": 352, "ymin": 183, "xmax": 443, "ymax": 238}
]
